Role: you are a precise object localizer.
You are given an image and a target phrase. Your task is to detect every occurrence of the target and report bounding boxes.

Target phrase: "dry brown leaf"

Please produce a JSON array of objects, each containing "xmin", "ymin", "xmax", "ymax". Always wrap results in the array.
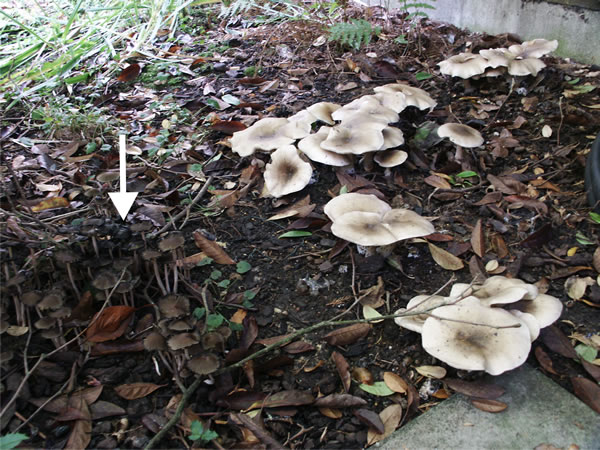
[
  {"xmin": 324, "ymin": 323, "xmax": 371, "ymax": 346},
  {"xmin": 366, "ymin": 404, "xmax": 403, "ymax": 446},
  {"xmin": 352, "ymin": 367, "xmax": 374, "ymax": 385},
  {"xmin": 332, "ymin": 351, "xmax": 351, "ymax": 393},
  {"xmin": 319, "ymin": 407, "xmax": 343, "ymax": 419},
  {"xmin": 444, "ymin": 378, "xmax": 505, "ymax": 399},
  {"xmin": 31, "ymin": 197, "xmax": 70, "ymax": 212},
  {"xmin": 428, "ymin": 242, "xmax": 464, "ymax": 271},
  {"xmin": 471, "ymin": 219, "xmax": 485, "ymax": 258},
  {"xmin": 354, "ymin": 408, "xmax": 385, "ymax": 434},
  {"xmin": 415, "ymin": 365, "xmax": 447, "ymax": 379},
  {"xmin": 424, "ymin": 175, "xmax": 452, "ymax": 190},
  {"xmin": 540, "ymin": 326, "xmax": 578, "ymax": 359},
  {"xmin": 571, "ymin": 377, "xmax": 600, "ymax": 413},
  {"xmin": 534, "ymin": 346, "xmax": 560, "ymax": 376},
  {"xmin": 114, "ymin": 382, "xmax": 165, "ymax": 400},
  {"xmin": 314, "ymin": 394, "xmax": 367, "ymax": 408},
  {"xmin": 86, "ymin": 306, "xmax": 136, "ymax": 343},
  {"xmin": 66, "ymin": 417, "xmax": 91, "ymax": 450},
  {"xmin": 117, "ymin": 63, "xmax": 141, "ymax": 82},
  {"xmin": 471, "ymin": 397, "xmax": 508, "ymax": 413},
  {"xmin": 383, "ymin": 372, "xmax": 408, "ymax": 394},
  {"xmin": 193, "ymin": 231, "xmax": 235, "ymax": 264},
  {"xmin": 261, "ymin": 390, "xmax": 314, "ymax": 408}
]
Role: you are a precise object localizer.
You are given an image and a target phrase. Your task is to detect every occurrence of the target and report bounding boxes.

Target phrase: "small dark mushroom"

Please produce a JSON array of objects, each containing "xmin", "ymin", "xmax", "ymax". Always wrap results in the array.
[{"xmin": 158, "ymin": 233, "xmax": 185, "ymax": 294}]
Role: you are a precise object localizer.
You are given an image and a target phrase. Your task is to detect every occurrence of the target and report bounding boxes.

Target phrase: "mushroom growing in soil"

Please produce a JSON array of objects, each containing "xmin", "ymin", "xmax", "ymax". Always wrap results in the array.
[
  {"xmin": 230, "ymin": 117, "xmax": 297, "ymax": 157},
  {"xmin": 142, "ymin": 250, "xmax": 167, "ymax": 296},
  {"xmin": 263, "ymin": 145, "xmax": 313, "ymax": 198},
  {"xmin": 436, "ymin": 122, "xmax": 484, "ymax": 168},
  {"xmin": 421, "ymin": 301, "xmax": 531, "ymax": 375},
  {"xmin": 54, "ymin": 250, "xmax": 81, "ymax": 298},
  {"xmin": 373, "ymin": 83, "xmax": 437, "ymax": 110},
  {"xmin": 92, "ymin": 271, "xmax": 119, "ymax": 304},
  {"xmin": 438, "ymin": 52, "xmax": 489, "ymax": 79},
  {"xmin": 306, "ymin": 102, "xmax": 342, "ymax": 125},
  {"xmin": 320, "ymin": 126, "xmax": 384, "ymax": 155},
  {"xmin": 298, "ymin": 127, "xmax": 353, "ymax": 167},
  {"xmin": 158, "ymin": 232, "xmax": 185, "ymax": 294}
]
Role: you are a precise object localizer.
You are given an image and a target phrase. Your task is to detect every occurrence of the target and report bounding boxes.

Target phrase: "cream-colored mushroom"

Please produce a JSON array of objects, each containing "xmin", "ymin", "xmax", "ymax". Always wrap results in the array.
[
  {"xmin": 437, "ymin": 123, "xmax": 484, "ymax": 148},
  {"xmin": 320, "ymin": 126, "xmax": 384, "ymax": 155},
  {"xmin": 509, "ymin": 39, "xmax": 558, "ymax": 59},
  {"xmin": 298, "ymin": 127, "xmax": 353, "ymax": 167},
  {"xmin": 230, "ymin": 118, "xmax": 296, "ymax": 157},
  {"xmin": 306, "ymin": 102, "xmax": 342, "ymax": 125},
  {"xmin": 438, "ymin": 52, "xmax": 489, "ymax": 79},
  {"xmin": 374, "ymin": 150, "xmax": 408, "ymax": 168},
  {"xmin": 373, "ymin": 83, "xmax": 437, "ymax": 110},
  {"xmin": 263, "ymin": 145, "xmax": 313, "ymax": 198},
  {"xmin": 324, "ymin": 193, "xmax": 391, "ymax": 223}
]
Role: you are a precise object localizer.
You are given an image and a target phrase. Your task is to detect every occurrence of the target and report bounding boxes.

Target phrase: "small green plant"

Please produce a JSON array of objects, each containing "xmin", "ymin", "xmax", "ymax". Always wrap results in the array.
[
  {"xmin": 188, "ymin": 420, "xmax": 219, "ymax": 443},
  {"xmin": 399, "ymin": 1, "xmax": 436, "ymax": 20},
  {"xmin": 327, "ymin": 19, "xmax": 380, "ymax": 50},
  {"xmin": 0, "ymin": 433, "xmax": 28, "ymax": 449}
]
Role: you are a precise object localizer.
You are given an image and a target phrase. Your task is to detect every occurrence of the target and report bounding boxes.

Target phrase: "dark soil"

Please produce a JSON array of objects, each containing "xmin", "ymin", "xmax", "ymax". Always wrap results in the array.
[{"xmin": 1, "ymin": 4, "xmax": 599, "ymax": 449}]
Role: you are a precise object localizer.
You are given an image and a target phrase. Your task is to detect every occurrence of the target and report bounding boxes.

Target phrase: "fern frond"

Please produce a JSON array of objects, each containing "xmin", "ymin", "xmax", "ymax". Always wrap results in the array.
[{"xmin": 327, "ymin": 19, "xmax": 379, "ymax": 50}]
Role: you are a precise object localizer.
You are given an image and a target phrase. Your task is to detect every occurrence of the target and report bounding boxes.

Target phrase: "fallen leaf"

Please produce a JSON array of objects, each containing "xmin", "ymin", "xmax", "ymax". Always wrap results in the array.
[
  {"xmin": 383, "ymin": 372, "xmax": 408, "ymax": 394},
  {"xmin": 314, "ymin": 394, "xmax": 367, "ymax": 408},
  {"xmin": 261, "ymin": 390, "xmax": 314, "ymax": 408},
  {"xmin": 444, "ymin": 378, "xmax": 505, "ymax": 399},
  {"xmin": 319, "ymin": 407, "xmax": 343, "ymax": 419},
  {"xmin": 359, "ymin": 381, "xmax": 395, "ymax": 396},
  {"xmin": 282, "ymin": 340, "xmax": 315, "ymax": 354},
  {"xmin": 540, "ymin": 326, "xmax": 577, "ymax": 359},
  {"xmin": 470, "ymin": 397, "xmax": 508, "ymax": 413},
  {"xmin": 86, "ymin": 306, "xmax": 136, "ymax": 343},
  {"xmin": 324, "ymin": 323, "xmax": 371, "ymax": 346},
  {"xmin": 424, "ymin": 174, "xmax": 452, "ymax": 190},
  {"xmin": 114, "ymin": 382, "xmax": 165, "ymax": 400},
  {"xmin": 211, "ymin": 120, "xmax": 247, "ymax": 134},
  {"xmin": 30, "ymin": 197, "xmax": 70, "ymax": 212},
  {"xmin": 193, "ymin": 231, "xmax": 235, "ymax": 264},
  {"xmin": 30, "ymin": 386, "xmax": 103, "ymax": 413},
  {"xmin": 428, "ymin": 242, "xmax": 464, "ymax": 270},
  {"xmin": 352, "ymin": 367, "xmax": 374, "ymax": 385},
  {"xmin": 90, "ymin": 401, "xmax": 126, "ymax": 420},
  {"xmin": 565, "ymin": 276, "xmax": 594, "ymax": 300},
  {"xmin": 471, "ymin": 219, "xmax": 485, "ymax": 258},
  {"xmin": 534, "ymin": 346, "xmax": 560, "ymax": 375},
  {"xmin": 415, "ymin": 365, "xmax": 447, "ymax": 379},
  {"xmin": 332, "ymin": 351, "xmax": 351, "ymax": 393},
  {"xmin": 66, "ymin": 416, "xmax": 91, "ymax": 449},
  {"xmin": 354, "ymin": 408, "xmax": 385, "ymax": 434},
  {"xmin": 366, "ymin": 404, "xmax": 402, "ymax": 446},
  {"xmin": 117, "ymin": 63, "xmax": 141, "ymax": 82}
]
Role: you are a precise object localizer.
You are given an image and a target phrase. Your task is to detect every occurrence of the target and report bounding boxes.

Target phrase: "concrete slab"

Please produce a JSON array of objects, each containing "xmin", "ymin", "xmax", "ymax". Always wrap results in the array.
[{"xmin": 378, "ymin": 365, "xmax": 600, "ymax": 450}]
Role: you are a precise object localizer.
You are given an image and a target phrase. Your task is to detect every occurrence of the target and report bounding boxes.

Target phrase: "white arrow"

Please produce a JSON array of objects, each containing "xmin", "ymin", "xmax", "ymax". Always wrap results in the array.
[{"xmin": 108, "ymin": 134, "xmax": 138, "ymax": 220}]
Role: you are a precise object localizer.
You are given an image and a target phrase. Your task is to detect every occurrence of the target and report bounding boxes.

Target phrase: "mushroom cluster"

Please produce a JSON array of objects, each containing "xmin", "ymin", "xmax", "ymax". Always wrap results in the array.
[
  {"xmin": 324, "ymin": 193, "xmax": 434, "ymax": 255},
  {"xmin": 394, "ymin": 276, "xmax": 563, "ymax": 375},
  {"xmin": 438, "ymin": 38, "xmax": 558, "ymax": 80},
  {"xmin": 230, "ymin": 82, "xmax": 437, "ymax": 198}
]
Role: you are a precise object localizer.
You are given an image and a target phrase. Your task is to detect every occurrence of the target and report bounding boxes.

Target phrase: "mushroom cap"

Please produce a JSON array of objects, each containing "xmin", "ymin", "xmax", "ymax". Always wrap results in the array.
[
  {"xmin": 167, "ymin": 333, "xmax": 199, "ymax": 350},
  {"xmin": 483, "ymin": 67, "xmax": 507, "ymax": 78},
  {"xmin": 374, "ymin": 149, "xmax": 408, "ymax": 168},
  {"xmin": 320, "ymin": 126, "xmax": 384, "ymax": 155},
  {"xmin": 324, "ymin": 193, "xmax": 391, "ymax": 223},
  {"xmin": 394, "ymin": 294, "xmax": 454, "ymax": 333},
  {"xmin": 298, "ymin": 127, "xmax": 353, "ymax": 167},
  {"xmin": 448, "ymin": 283, "xmax": 474, "ymax": 299},
  {"xmin": 421, "ymin": 302, "xmax": 532, "ymax": 375},
  {"xmin": 142, "ymin": 249, "xmax": 162, "ymax": 260},
  {"xmin": 54, "ymin": 250, "xmax": 80, "ymax": 264},
  {"xmin": 230, "ymin": 118, "xmax": 296, "ymax": 157},
  {"xmin": 475, "ymin": 276, "xmax": 538, "ymax": 305},
  {"xmin": 263, "ymin": 145, "xmax": 313, "ymax": 198},
  {"xmin": 158, "ymin": 232, "xmax": 185, "ymax": 252},
  {"xmin": 187, "ymin": 353, "xmax": 220, "ymax": 375},
  {"xmin": 374, "ymin": 83, "xmax": 437, "ymax": 110},
  {"xmin": 336, "ymin": 112, "xmax": 390, "ymax": 131},
  {"xmin": 479, "ymin": 49, "xmax": 510, "ymax": 69},
  {"xmin": 159, "ymin": 294, "xmax": 190, "ymax": 318},
  {"xmin": 331, "ymin": 208, "xmax": 435, "ymax": 246},
  {"xmin": 511, "ymin": 293, "xmax": 563, "ymax": 329},
  {"xmin": 92, "ymin": 271, "xmax": 118, "ymax": 290},
  {"xmin": 380, "ymin": 127, "xmax": 405, "ymax": 150},
  {"xmin": 286, "ymin": 110, "xmax": 316, "ymax": 139},
  {"xmin": 143, "ymin": 331, "xmax": 167, "ymax": 351},
  {"xmin": 373, "ymin": 92, "xmax": 407, "ymax": 114},
  {"xmin": 333, "ymin": 96, "xmax": 399, "ymax": 124},
  {"xmin": 507, "ymin": 57, "xmax": 546, "ymax": 76},
  {"xmin": 437, "ymin": 123, "xmax": 484, "ymax": 148},
  {"xmin": 509, "ymin": 39, "xmax": 558, "ymax": 59},
  {"xmin": 21, "ymin": 291, "xmax": 42, "ymax": 306},
  {"xmin": 306, "ymin": 102, "xmax": 341, "ymax": 125},
  {"xmin": 438, "ymin": 52, "xmax": 489, "ymax": 79},
  {"xmin": 508, "ymin": 309, "xmax": 540, "ymax": 342}
]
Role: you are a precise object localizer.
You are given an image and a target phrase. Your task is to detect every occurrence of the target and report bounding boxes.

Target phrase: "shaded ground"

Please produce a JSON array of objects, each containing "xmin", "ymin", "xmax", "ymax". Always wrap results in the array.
[{"xmin": 1, "ymin": 4, "xmax": 599, "ymax": 449}]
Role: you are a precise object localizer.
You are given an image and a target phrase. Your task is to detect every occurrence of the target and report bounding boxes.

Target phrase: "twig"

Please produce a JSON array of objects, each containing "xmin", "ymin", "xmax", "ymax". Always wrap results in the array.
[
  {"xmin": 556, "ymin": 96, "xmax": 564, "ymax": 147},
  {"xmin": 148, "ymin": 176, "xmax": 213, "ymax": 239}
]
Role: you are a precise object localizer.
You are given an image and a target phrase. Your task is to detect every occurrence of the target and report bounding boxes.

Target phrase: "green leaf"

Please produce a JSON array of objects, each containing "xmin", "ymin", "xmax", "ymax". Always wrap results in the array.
[
  {"xmin": 221, "ymin": 94, "xmax": 240, "ymax": 105},
  {"xmin": 217, "ymin": 279, "xmax": 230, "ymax": 289},
  {"xmin": 456, "ymin": 170, "xmax": 478, "ymax": 179},
  {"xmin": 575, "ymin": 231, "xmax": 594, "ymax": 246},
  {"xmin": 572, "ymin": 84, "xmax": 596, "ymax": 94},
  {"xmin": 243, "ymin": 290, "xmax": 257, "ymax": 300},
  {"xmin": 193, "ymin": 307, "xmax": 206, "ymax": 320},
  {"xmin": 339, "ymin": 185, "xmax": 349, "ymax": 195},
  {"xmin": 197, "ymin": 257, "xmax": 214, "ymax": 267},
  {"xmin": 0, "ymin": 433, "xmax": 29, "ymax": 449},
  {"xmin": 64, "ymin": 73, "xmax": 89, "ymax": 84},
  {"xmin": 206, "ymin": 313, "xmax": 225, "ymax": 330},
  {"xmin": 279, "ymin": 230, "xmax": 312, "ymax": 238},
  {"xmin": 589, "ymin": 212, "xmax": 600, "ymax": 224},
  {"xmin": 85, "ymin": 141, "xmax": 97, "ymax": 154},
  {"xmin": 394, "ymin": 35, "xmax": 408, "ymax": 44},
  {"xmin": 567, "ymin": 77, "xmax": 580, "ymax": 85},
  {"xmin": 415, "ymin": 71, "xmax": 432, "ymax": 81},
  {"xmin": 210, "ymin": 269, "xmax": 222, "ymax": 280},
  {"xmin": 236, "ymin": 260, "xmax": 252, "ymax": 274},
  {"xmin": 243, "ymin": 299, "xmax": 254, "ymax": 308},
  {"xmin": 575, "ymin": 344, "xmax": 598, "ymax": 362},
  {"xmin": 205, "ymin": 98, "xmax": 220, "ymax": 109},
  {"xmin": 358, "ymin": 381, "xmax": 395, "ymax": 396},
  {"xmin": 229, "ymin": 322, "xmax": 243, "ymax": 332}
]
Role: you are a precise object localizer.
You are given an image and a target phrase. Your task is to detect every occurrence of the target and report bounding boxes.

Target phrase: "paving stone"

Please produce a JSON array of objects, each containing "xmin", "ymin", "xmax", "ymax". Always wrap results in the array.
[{"xmin": 378, "ymin": 364, "xmax": 599, "ymax": 449}]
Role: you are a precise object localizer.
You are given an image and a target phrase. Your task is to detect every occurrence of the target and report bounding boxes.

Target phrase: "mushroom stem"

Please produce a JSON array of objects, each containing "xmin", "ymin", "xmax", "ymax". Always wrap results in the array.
[
  {"xmin": 151, "ymin": 260, "xmax": 167, "ymax": 296},
  {"xmin": 171, "ymin": 251, "xmax": 179, "ymax": 294},
  {"xmin": 65, "ymin": 263, "xmax": 80, "ymax": 299},
  {"xmin": 164, "ymin": 264, "xmax": 171, "ymax": 294}
]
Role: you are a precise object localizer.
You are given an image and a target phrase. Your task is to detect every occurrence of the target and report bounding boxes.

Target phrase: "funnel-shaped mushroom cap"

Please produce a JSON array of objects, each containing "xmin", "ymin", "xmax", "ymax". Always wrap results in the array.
[
  {"xmin": 509, "ymin": 309, "xmax": 540, "ymax": 342},
  {"xmin": 512, "ymin": 293, "xmax": 563, "ymax": 329},
  {"xmin": 188, "ymin": 353, "xmax": 220, "ymax": 375},
  {"xmin": 331, "ymin": 208, "xmax": 434, "ymax": 246},
  {"xmin": 374, "ymin": 83, "xmax": 437, "ymax": 110},
  {"xmin": 509, "ymin": 39, "xmax": 558, "ymax": 59},
  {"xmin": 507, "ymin": 57, "xmax": 546, "ymax": 77},
  {"xmin": 307, "ymin": 102, "xmax": 341, "ymax": 125},
  {"xmin": 324, "ymin": 193, "xmax": 391, "ymax": 222},
  {"xmin": 475, "ymin": 276, "xmax": 538, "ymax": 305},
  {"xmin": 286, "ymin": 110, "xmax": 316, "ymax": 139},
  {"xmin": 380, "ymin": 127, "xmax": 405, "ymax": 150},
  {"xmin": 394, "ymin": 294, "xmax": 455, "ymax": 333},
  {"xmin": 373, "ymin": 92, "xmax": 407, "ymax": 113},
  {"xmin": 321, "ymin": 126, "xmax": 384, "ymax": 155},
  {"xmin": 158, "ymin": 232, "xmax": 184, "ymax": 252},
  {"xmin": 479, "ymin": 49, "xmax": 510, "ymax": 69},
  {"xmin": 230, "ymin": 118, "xmax": 296, "ymax": 157},
  {"xmin": 264, "ymin": 145, "xmax": 313, "ymax": 198},
  {"xmin": 438, "ymin": 53, "xmax": 489, "ymax": 79},
  {"xmin": 39, "ymin": 291, "xmax": 65, "ymax": 310},
  {"xmin": 437, "ymin": 123, "xmax": 484, "ymax": 148},
  {"xmin": 374, "ymin": 150, "xmax": 408, "ymax": 168},
  {"xmin": 448, "ymin": 283, "xmax": 475, "ymax": 299},
  {"xmin": 298, "ymin": 127, "xmax": 353, "ymax": 166},
  {"xmin": 422, "ymin": 302, "xmax": 531, "ymax": 375},
  {"xmin": 333, "ymin": 96, "xmax": 399, "ymax": 124}
]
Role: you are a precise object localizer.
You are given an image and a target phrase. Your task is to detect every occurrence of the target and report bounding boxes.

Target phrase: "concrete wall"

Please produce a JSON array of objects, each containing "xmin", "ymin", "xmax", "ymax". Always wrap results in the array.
[{"xmin": 364, "ymin": 0, "xmax": 600, "ymax": 65}]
